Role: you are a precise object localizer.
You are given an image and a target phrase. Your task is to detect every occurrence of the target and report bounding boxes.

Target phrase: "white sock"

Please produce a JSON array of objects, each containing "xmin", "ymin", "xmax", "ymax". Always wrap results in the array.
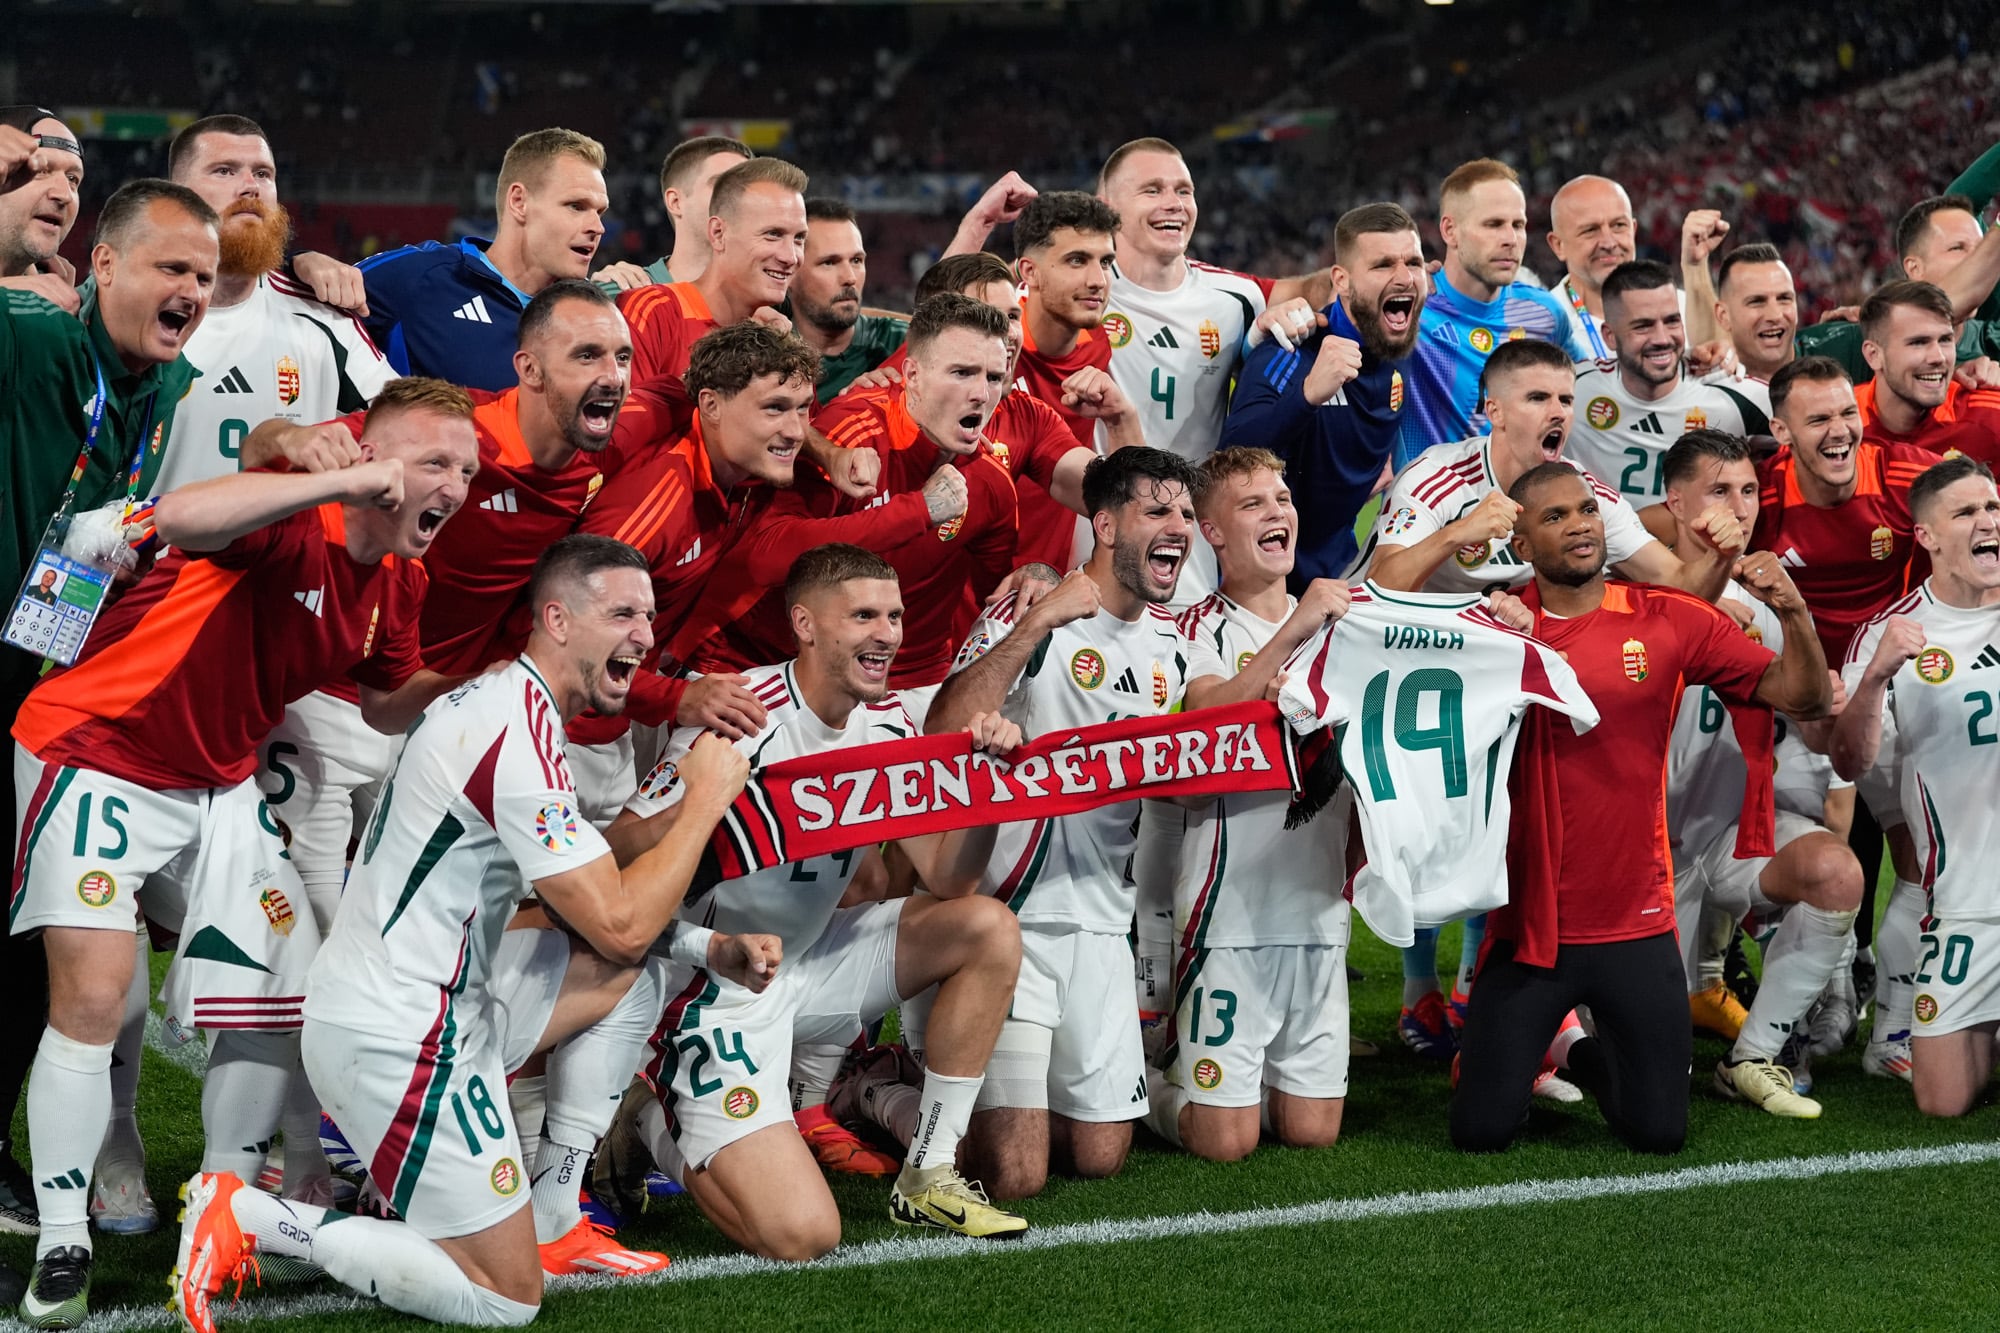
[
  {"xmin": 278, "ymin": 1065, "xmax": 331, "ymax": 1196},
  {"xmin": 533, "ymin": 957, "xmax": 670, "ymax": 1240},
  {"xmin": 509, "ymin": 1075, "xmax": 547, "ymax": 1177},
  {"xmin": 201, "ymin": 1030, "xmax": 296, "ymax": 1179},
  {"xmin": 862, "ymin": 1081, "xmax": 921, "ymax": 1146},
  {"xmin": 1873, "ymin": 877, "xmax": 1924, "ymax": 1046},
  {"xmin": 235, "ymin": 1189, "xmax": 537, "ymax": 1325},
  {"xmin": 29, "ymin": 1028, "xmax": 113, "ymax": 1256},
  {"xmin": 1143, "ymin": 1067, "xmax": 1186, "ymax": 1148},
  {"xmin": 528, "ymin": 1135, "xmax": 590, "ymax": 1244},
  {"xmin": 788, "ymin": 1041, "xmax": 849, "ymax": 1113},
  {"xmin": 905, "ymin": 1069, "xmax": 982, "ymax": 1170},
  {"xmin": 1733, "ymin": 902, "xmax": 1856, "ymax": 1061}
]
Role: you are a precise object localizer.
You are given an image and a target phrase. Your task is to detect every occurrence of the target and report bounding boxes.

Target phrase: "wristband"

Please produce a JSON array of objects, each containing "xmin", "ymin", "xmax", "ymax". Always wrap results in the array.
[{"xmin": 665, "ymin": 923, "xmax": 717, "ymax": 969}]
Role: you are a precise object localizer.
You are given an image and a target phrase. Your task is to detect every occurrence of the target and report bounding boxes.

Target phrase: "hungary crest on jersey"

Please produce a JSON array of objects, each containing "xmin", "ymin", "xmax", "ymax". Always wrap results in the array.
[
  {"xmin": 276, "ymin": 355, "xmax": 302, "ymax": 406},
  {"xmin": 1621, "ymin": 638, "xmax": 1649, "ymax": 683}
]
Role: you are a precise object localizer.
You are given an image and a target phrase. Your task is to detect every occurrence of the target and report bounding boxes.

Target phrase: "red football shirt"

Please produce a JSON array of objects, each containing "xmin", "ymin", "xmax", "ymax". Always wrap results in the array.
[
  {"xmin": 618, "ymin": 281, "xmax": 719, "ymax": 424},
  {"xmin": 410, "ymin": 389, "xmax": 618, "ymax": 675},
  {"xmin": 1751, "ymin": 441, "xmax": 1931, "ymax": 664},
  {"xmin": 1856, "ymin": 378, "xmax": 2000, "ymax": 466},
  {"xmin": 717, "ymin": 386, "xmax": 1018, "ymax": 686},
  {"xmin": 1519, "ymin": 582, "xmax": 1775, "ymax": 944},
  {"xmin": 14, "ymin": 504, "xmax": 425, "ymax": 789},
  {"xmin": 1012, "ymin": 312, "xmax": 1111, "ymax": 570}
]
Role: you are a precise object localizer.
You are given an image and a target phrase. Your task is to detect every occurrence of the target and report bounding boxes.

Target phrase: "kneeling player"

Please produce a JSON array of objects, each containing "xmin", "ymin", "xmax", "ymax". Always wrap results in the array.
[
  {"xmin": 622, "ymin": 545, "xmax": 1030, "ymax": 1255},
  {"xmin": 1833, "ymin": 457, "xmax": 2000, "ymax": 1117},
  {"xmin": 172, "ymin": 536, "xmax": 770, "ymax": 1329},
  {"xmin": 1144, "ymin": 448, "xmax": 1355, "ymax": 1160},
  {"xmin": 11, "ymin": 379, "xmax": 475, "ymax": 1329},
  {"xmin": 1657, "ymin": 432, "xmax": 1863, "ymax": 1118}
]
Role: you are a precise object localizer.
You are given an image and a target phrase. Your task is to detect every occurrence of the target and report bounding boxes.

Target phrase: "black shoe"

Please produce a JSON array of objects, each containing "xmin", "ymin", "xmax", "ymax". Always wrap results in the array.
[
  {"xmin": 1724, "ymin": 930, "xmax": 1759, "ymax": 1009},
  {"xmin": 19, "ymin": 1245, "xmax": 90, "ymax": 1329},
  {"xmin": 0, "ymin": 1147, "xmax": 38, "ymax": 1235}
]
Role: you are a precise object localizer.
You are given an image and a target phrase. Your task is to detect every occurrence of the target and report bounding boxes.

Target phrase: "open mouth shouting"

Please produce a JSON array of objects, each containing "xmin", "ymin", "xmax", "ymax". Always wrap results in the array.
[
  {"xmin": 414, "ymin": 506, "xmax": 449, "ymax": 541},
  {"xmin": 1973, "ymin": 534, "xmax": 2000, "ymax": 570},
  {"xmin": 605, "ymin": 653, "xmax": 641, "ymax": 690},
  {"xmin": 155, "ymin": 299, "xmax": 198, "ymax": 349},
  {"xmin": 1539, "ymin": 426, "xmax": 1566, "ymax": 462},
  {"xmin": 1145, "ymin": 537, "xmax": 1186, "ymax": 592},
  {"xmin": 574, "ymin": 387, "xmax": 624, "ymax": 446},
  {"xmin": 1380, "ymin": 292, "xmax": 1417, "ymax": 339}
]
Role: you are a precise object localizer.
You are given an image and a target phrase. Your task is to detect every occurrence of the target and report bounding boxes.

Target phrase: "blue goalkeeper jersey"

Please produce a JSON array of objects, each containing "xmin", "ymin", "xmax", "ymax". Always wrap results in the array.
[
  {"xmin": 355, "ymin": 237, "xmax": 531, "ymax": 392},
  {"xmin": 1396, "ymin": 270, "xmax": 1590, "ymax": 467}
]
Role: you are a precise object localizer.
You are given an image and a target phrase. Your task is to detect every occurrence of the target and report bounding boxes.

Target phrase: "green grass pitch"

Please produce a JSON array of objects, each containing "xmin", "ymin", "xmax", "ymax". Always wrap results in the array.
[{"xmin": 6, "ymin": 861, "xmax": 1996, "ymax": 1333}]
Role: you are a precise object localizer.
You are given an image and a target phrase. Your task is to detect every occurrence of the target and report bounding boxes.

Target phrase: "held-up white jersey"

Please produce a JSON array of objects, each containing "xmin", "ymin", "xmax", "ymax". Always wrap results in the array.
[
  {"xmin": 628, "ymin": 662, "xmax": 919, "ymax": 957},
  {"xmin": 954, "ymin": 591, "xmax": 1227, "ymax": 933},
  {"xmin": 1105, "ymin": 260, "xmax": 1271, "ymax": 465},
  {"xmin": 158, "ymin": 271, "xmax": 394, "ymax": 495},
  {"xmin": 1564, "ymin": 364, "xmax": 1755, "ymax": 505},
  {"xmin": 1845, "ymin": 585, "xmax": 2000, "ymax": 921},
  {"xmin": 1176, "ymin": 591, "xmax": 1348, "ymax": 947},
  {"xmin": 1276, "ymin": 582, "xmax": 1600, "ymax": 946},
  {"xmin": 306, "ymin": 658, "xmax": 610, "ymax": 1036},
  {"xmin": 1369, "ymin": 437, "xmax": 1654, "ymax": 594}
]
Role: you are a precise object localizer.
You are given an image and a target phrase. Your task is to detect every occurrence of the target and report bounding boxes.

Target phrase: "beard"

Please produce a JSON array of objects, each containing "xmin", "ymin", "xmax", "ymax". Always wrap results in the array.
[
  {"xmin": 218, "ymin": 201, "xmax": 292, "ymax": 278},
  {"xmin": 1111, "ymin": 538, "xmax": 1175, "ymax": 604},
  {"xmin": 1540, "ymin": 548, "xmax": 1607, "ymax": 587},
  {"xmin": 1347, "ymin": 290, "xmax": 1420, "ymax": 361},
  {"xmin": 797, "ymin": 286, "xmax": 860, "ymax": 335}
]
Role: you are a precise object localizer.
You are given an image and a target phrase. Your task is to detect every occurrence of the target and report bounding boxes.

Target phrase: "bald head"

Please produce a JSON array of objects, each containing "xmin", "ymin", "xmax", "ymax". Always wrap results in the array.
[{"xmin": 1547, "ymin": 175, "xmax": 1636, "ymax": 297}]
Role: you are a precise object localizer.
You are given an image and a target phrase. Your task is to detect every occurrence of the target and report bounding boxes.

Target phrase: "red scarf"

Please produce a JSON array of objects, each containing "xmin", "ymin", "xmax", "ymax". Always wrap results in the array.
[{"xmin": 710, "ymin": 701, "xmax": 1299, "ymax": 877}]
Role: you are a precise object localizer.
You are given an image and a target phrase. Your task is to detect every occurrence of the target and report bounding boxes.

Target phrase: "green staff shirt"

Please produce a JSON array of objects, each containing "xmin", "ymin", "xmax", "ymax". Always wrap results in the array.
[
  {"xmin": 814, "ymin": 313, "xmax": 910, "ymax": 403},
  {"xmin": 0, "ymin": 290, "xmax": 192, "ymax": 697},
  {"xmin": 1794, "ymin": 317, "xmax": 2000, "ymax": 384}
]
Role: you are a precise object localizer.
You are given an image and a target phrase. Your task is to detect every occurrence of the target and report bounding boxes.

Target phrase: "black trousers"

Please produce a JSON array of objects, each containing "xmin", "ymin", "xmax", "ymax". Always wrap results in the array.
[{"xmin": 1451, "ymin": 931, "xmax": 1690, "ymax": 1155}]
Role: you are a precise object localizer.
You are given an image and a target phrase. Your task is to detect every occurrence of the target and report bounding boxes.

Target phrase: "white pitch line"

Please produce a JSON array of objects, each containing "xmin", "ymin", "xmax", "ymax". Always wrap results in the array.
[{"xmin": 31, "ymin": 1139, "xmax": 2000, "ymax": 1331}]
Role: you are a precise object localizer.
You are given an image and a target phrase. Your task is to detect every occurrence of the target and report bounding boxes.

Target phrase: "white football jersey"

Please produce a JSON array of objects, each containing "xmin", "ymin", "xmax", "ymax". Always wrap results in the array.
[
  {"xmin": 1104, "ymin": 260, "xmax": 1270, "ymax": 465},
  {"xmin": 1369, "ymin": 436, "xmax": 1654, "ymax": 594},
  {"xmin": 1276, "ymin": 582, "xmax": 1599, "ymax": 946},
  {"xmin": 1845, "ymin": 584, "xmax": 2000, "ymax": 921},
  {"xmin": 1553, "ymin": 278, "xmax": 1689, "ymax": 364},
  {"xmin": 159, "ymin": 271, "xmax": 394, "ymax": 495},
  {"xmin": 1175, "ymin": 591, "xmax": 1348, "ymax": 947},
  {"xmin": 953, "ymin": 590, "xmax": 1228, "ymax": 933},
  {"xmin": 306, "ymin": 658, "xmax": 609, "ymax": 1035},
  {"xmin": 1666, "ymin": 582, "xmax": 1841, "ymax": 851},
  {"xmin": 1700, "ymin": 367, "xmax": 1774, "ymax": 435},
  {"xmin": 627, "ymin": 662, "xmax": 918, "ymax": 958},
  {"xmin": 1564, "ymin": 364, "xmax": 1753, "ymax": 505}
]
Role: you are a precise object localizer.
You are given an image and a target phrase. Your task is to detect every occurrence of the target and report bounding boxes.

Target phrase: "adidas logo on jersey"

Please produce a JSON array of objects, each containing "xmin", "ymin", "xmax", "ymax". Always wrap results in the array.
[
  {"xmin": 480, "ymin": 488, "xmax": 520, "ymax": 513},
  {"xmin": 452, "ymin": 296, "xmax": 494, "ymax": 324},
  {"xmin": 1972, "ymin": 644, "xmax": 2000, "ymax": 671},
  {"xmin": 1114, "ymin": 667, "xmax": 1140, "ymax": 693},
  {"xmin": 1629, "ymin": 412, "xmax": 1666, "ymax": 435},
  {"xmin": 294, "ymin": 588, "xmax": 324, "ymax": 616},
  {"xmin": 1148, "ymin": 328, "xmax": 1180, "ymax": 350},
  {"xmin": 1779, "ymin": 547, "xmax": 1807, "ymax": 569},
  {"xmin": 211, "ymin": 366, "xmax": 253, "ymax": 394},
  {"xmin": 675, "ymin": 537, "xmax": 702, "ymax": 568}
]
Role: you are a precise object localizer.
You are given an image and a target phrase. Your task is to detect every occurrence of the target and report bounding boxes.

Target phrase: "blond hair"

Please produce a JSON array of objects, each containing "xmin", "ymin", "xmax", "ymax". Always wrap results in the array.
[
  {"xmin": 364, "ymin": 376, "xmax": 477, "ymax": 431},
  {"xmin": 1194, "ymin": 447, "xmax": 1286, "ymax": 514},
  {"xmin": 495, "ymin": 128, "xmax": 607, "ymax": 216},
  {"xmin": 1438, "ymin": 157, "xmax": 1520, "ymax": 215}
]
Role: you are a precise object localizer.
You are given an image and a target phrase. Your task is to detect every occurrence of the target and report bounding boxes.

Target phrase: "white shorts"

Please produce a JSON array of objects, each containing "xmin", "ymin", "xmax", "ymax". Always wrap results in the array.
[
  {"xmin": 1911, "ymin": 916, "xmax": 2000, "ymax": 1037},
  {"xmin": 566, "ymin": 733, "xmax": 637, "ymax": 831},
  {"xmin": 989, "ymin": 923, "xmax": 1145, "ymax": 1122},
  {"xmin": 1672, "ymin": 810, "xmax": 1825, "ymax": 922},
  {"xmin": 259, "ymin": 690, "xmax": 399, "ymax": 923},
  {"xmin": 301, "ymin": 926, "xmax": 569, "ymax": 1239},
  {"xmin": 648, "ymin": 900, "xmax": 903, "ymax": 1174},
  {"xmin": 1169, "ymin": 933, "xmax": 1353, "ymax": 1105},
  {"xmin": 12, "ymin": 746, "xmax": 319, "ymax": 1036}
]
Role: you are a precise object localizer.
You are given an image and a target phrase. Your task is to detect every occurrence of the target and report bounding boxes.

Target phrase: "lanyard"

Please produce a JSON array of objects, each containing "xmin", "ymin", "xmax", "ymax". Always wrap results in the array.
[
  {"xmin": 52, "ymin": 351, "xmax": 157, "ymax": 525},
  {"xmin": 1562, "ymin": 278, "xmax": 1610, "ymax": 361}
]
